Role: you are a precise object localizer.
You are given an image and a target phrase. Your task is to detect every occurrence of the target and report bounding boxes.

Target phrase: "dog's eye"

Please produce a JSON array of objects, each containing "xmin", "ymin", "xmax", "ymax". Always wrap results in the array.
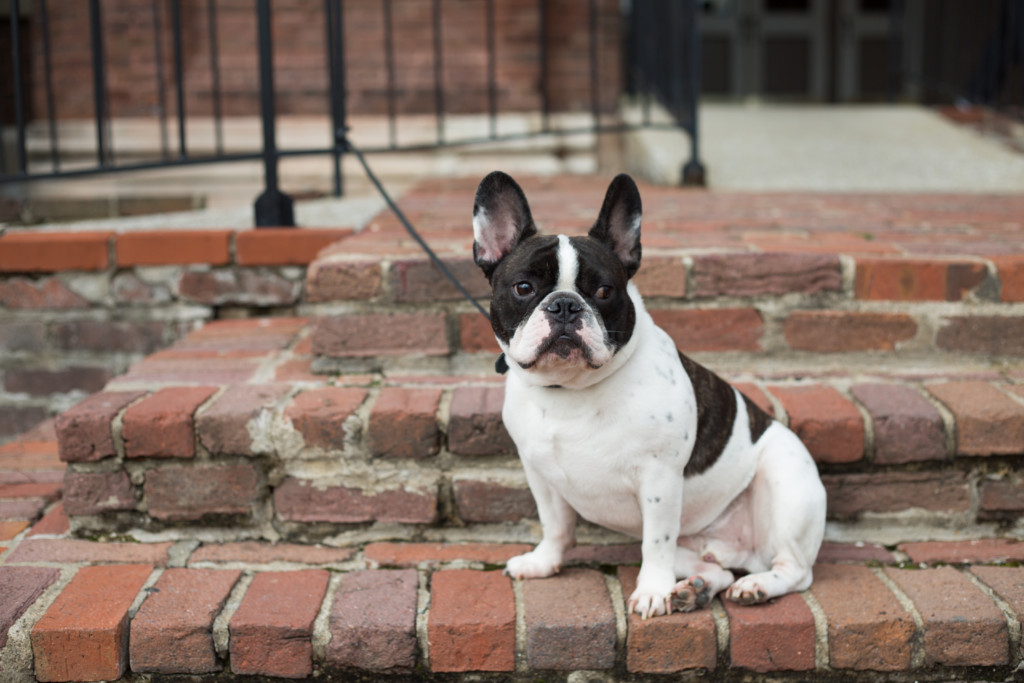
[
  {"xmin": 513, "ymin": 282, "xmax": 535, "ymax": 298},
  {"xmin": 595, "ymin": 285, "xmax": 613, "ymax": 300}
]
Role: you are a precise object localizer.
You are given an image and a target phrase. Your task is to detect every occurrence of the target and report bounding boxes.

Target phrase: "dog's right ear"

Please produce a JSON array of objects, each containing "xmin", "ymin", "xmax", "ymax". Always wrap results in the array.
[{"xmin": 473, "ymin": 171, "xmax": 537, "ymax": 280}]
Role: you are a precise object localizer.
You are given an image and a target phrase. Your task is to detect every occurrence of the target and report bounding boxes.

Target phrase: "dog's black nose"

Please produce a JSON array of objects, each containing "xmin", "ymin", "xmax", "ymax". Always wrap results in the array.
[{"xmin": 545, "ymin": 297, "xmax": 583, "ymax": 323}]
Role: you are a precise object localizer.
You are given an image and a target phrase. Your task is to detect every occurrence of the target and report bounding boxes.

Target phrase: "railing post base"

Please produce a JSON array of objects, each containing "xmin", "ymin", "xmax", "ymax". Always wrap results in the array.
[
  {"xmin": 682, "ymin": 160, "xmax": 706, "ymax": 187},
  {"xmin": 254, "ymin": 188, "xmax": 295, "ymax": 227}
]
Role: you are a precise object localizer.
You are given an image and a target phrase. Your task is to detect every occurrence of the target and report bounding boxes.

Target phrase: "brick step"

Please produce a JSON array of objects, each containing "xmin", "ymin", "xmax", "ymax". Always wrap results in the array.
[
  {"xmin": 41, "ymin": 317, "xmax": 1022, "ymax": 544},
  {"xmin": 1, "ymin": 535, "xmax": 1023, "ymax": 680}
]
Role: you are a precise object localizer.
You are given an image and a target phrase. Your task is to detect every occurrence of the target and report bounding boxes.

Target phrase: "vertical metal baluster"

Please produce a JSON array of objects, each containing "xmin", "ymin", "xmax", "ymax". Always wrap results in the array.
[
  {"xmin": 383, "ymin": 0, "xmax": 397, "ymax": 148},
  {"xmin": 588, "ymin": 0, "xmax": 599, "ymax": 128},
  {"xmin": 152, "ymin": 0, "xmax": 170, "ymax": 160},
  {"xmin": 433, "ymin": 0, "xmax": 445, "ymax": 145},
  {"xmin": 39, "ymin": 0, "xmax": 60, "ymax": 172},
  {"xmin": 538, "ymin": 0, "xmax": 549, "ymax": 133},
  {"xmin": 682, "ymin": 0, "xmax": 704, "ymax": 186},
  {"xmin": 207, "ymin": 0, "xmax": 224, "ymax": 155},
  {"xmin": 254, "ymin": 0, "xmax": 295, "ymax": 226},
  {"xmin": 486, "ymin": 0, "xmax": 497, "ymax": 138},
  {"xmin": 171, "ymin": 0, "xmax": 187, "ymax": 158},
  {"xmin": 325, "ymin": 0, "xmax": 346, "ymax": 196},
  {"xmin": 10, "ymin": 0, "xmax": 27, "ymax": 174},
  {"xmin": 88, "ymin": 0, "xmax": 109, "ymax": 167}
]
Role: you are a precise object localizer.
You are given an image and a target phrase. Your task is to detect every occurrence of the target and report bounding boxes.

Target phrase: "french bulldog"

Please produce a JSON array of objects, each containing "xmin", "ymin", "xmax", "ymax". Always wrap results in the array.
[{"xmin": 472, "ymin": 171, "xmax": 826, "ymax": 618}]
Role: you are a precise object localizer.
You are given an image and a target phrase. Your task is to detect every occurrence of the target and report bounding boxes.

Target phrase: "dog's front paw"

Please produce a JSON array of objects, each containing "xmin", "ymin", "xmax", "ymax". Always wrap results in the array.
[
  {"xmin": 671, "ymin": 576, "xmax": 713, "ymax": 612},
  {"xmin": 504, "ymin": 550, "xmax": 561, "ymax": 580},
  {"xmin": 726, "ymin": 576, "xmax": 769, "ymax": 605},
  {"xmin": 627, "ymin": 586, "xmax": 672, "ymax": 619}
]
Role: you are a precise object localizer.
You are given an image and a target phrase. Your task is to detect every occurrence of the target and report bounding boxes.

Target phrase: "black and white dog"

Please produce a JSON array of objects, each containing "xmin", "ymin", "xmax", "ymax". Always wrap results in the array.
[{"xmin": 472, "ymin": 171, "xmax": 826, "ymax": 618}]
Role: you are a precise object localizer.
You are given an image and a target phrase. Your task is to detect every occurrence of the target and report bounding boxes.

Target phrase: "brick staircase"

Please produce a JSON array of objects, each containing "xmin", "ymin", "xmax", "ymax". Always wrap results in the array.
[{"xmin": 2, "ymin": 175, "xmax": 1024, "ymax": 681}]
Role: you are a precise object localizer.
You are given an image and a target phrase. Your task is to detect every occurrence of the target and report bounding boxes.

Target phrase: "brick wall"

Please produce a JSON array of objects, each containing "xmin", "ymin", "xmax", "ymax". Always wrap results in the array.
[
  {"xmin": 0, "ymin": 228, "xmax": 349, "ymax": 441},
  {"xmin": 28, "ymin": 0, "xmax": 622, "ymax": 120}
]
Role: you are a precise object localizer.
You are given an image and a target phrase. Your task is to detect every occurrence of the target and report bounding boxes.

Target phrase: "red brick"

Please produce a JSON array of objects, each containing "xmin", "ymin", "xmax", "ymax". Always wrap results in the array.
[
  {"xmin": 304, "ymin": 257, "xmax": 383, "ymax": 302},
  {"xmin": 993, "ymin": 255, "xmax": 1024, "ymax": 302},
  {"xmin": 52, "ymin": 319, "xmax": 170, "ymax": 353},
  {"xmin": 130, "ymin": 568, "xmax": 242, "ymax": 674},
  {"xmin": 816, "ymin": 541, "xmax": 895, "ymax": 564},
  {"xmin": 692, "ymin": 252, "xmax": 840, "ymax": 298},
  {"xmin": 885, "ymin": 566, "xmax": 1008, "ymax": 666},
  {"xmin": 32, "ymin": 564, "xmax": 153, "ymax": 682},
  {"xmin": 4, "ymin": 365, "xmax": 112, "ymax": 397},
  {"xmin": 63, "ymin": 470, "xmax": 135, "ymax": 515},
  {"xmin": 522, "ymin": 568, "xmax": 616, "ymax": 670},
  {"xmin": 733, "ymin": 382, "xmax": 775, "ymax": 417},
  {"xmin": 939, "ymin": 314, "xmax": 1024, "ymax": 356},
  {"xmin": 235, "ymin": 228, "xmax": 351, "ymax": 265},
  {"xmin": 145, "ymin": 463, "xmax": 262, "ymax": 521},
  {"xmin": 188, "ymin": 541, "xmax": 355, "ymax": 566},
  {"xmin": 855, "ymin": 258, "xmax": 987, "ymax": 301},
  {"xmin": 850, "ymin": 383, "xmax": 946, "ymax": 463},
  {"xmin": 0, "ymin": 481, "xmax": 62, "ymax": 501},
  {"xmin": 285, "ymin": 387, "xmax": 368, "ymax": 450},
  {"xmin": 447, "ymin": 386, "xmax": 515, "ymax": 456},
  {"xmin": 312, "ymin": 312, "xmax": 451, "ymax": 358},
  {"xmin": 0, "ymin": 231, "xmax": 113, "ymax": 272},
  {"xmin": 822, "ymin": 470, "xmax": 970, "ymax": 520},
  {"xmin": 428, "ymin": 569, "xmax": 515, "ymax": 672},
  {"xmin": 459, "ymin": 312, "xmax": 501, "ymax": 353},
  {"xmin": 6, "ymin": 538, "xmax": 173, "ymax": 565},
  {"xmin": 898, "ymin": 538, "xmax": 1024, "ymax": 565},
  {"xmin": 364, "ymin": 542, "xmax": 533, "ymax": 568},
  {"xmin": 722, "ymin": 593, "xmax": 815, "ymax": 672},
  {"xmin": 632, "ymin": 255, "xmax": 687, "ymax": 298},
  {"xmin": 368, "ymin": 387, "xmax": 441, "ymax": 458},
  {"xmin": 327, "ymin": 569, "xmax": 419, "ymax": 673},
  {"xmin": 810, "ymin": 564, "xmax": 914, "ymax": 671},
  {"xmin": 0, "ymin": 519, "xmax": 29, "ymax": 540},
  {"xmin": 389, "ymin": 257, "xmax": 490, "ymax": 303},
  {"xmin": 927, "ymin": 381, "xmax": 1024, "ymax": 455},
  {"xmin": 970, "ymin": 566, "xmax": 1024, "ymax": 629},
  {"xmin": 28, "ymin": 503, "xmax": 70, "ymax": 537},
  {"xmin": 116, "ymin": 229, "xmax": 232, "ymax": 266},
  {"xmin": 650, "ymin": 308, "xmax": 764, "ymax": 352},
  {"xmin": 55, "ymin": 390, "xmax": 147, "ymax": 462},
  {"xmin": 769, "ymin": 385, "xmax": 864, "ymax": 463},
  {"xmin": 0, "ymin": 277, "xmax": 89, "ymax": 309},
  {"xmin": 175, "ymin": 317, "xmax": 308, "ymax": 352},
  {"xmin": 273, "ymin": 477, "xmax": 437, "ymax": 524},
  {"xmin": 197, "ymin": 384, "xmax": 292, "ymax": 456},
  {"xmin": 0, "ymin": 566, "xmax": 61, "ymax": 650},
  {"xmin": 122, "ymin": 386, "xmax": 218, "ymax": 459},
  {"xmin": 784, "ymin": 311, "xmax": 917, "ymax": 352},
  {"xmin": 229, "ymin": 569, "xmax": 330, "ymax": 678},
  {"xmin": 618, "ymin": 566, "xmax": 716, "ymax": 673},
  {"xmin": 177, "ymin": 268, "xmax": 300, "ymax": 306},
  {"xmin": 453, "ymin": 477, "xmax": 536, "ymax": 523},
  {"xmin": 979, "ymin": 472, "xmax": 1024, "ymax": 519}
]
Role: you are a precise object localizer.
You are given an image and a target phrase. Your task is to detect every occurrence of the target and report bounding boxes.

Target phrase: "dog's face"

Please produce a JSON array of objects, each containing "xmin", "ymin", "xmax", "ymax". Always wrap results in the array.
[{"xmin": 473, "ymin": 172, "xmax": 643, "ymax": 385}]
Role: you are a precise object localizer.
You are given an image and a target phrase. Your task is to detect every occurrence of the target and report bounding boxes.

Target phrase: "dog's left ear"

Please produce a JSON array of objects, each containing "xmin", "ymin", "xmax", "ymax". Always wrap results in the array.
[
  {"xmin": 473, "ymin": 171, "xmax": 538, "ymax": 280},
  {"xmin": 589, "ymin": 174, "xmax": 642, "ymax": 279}
]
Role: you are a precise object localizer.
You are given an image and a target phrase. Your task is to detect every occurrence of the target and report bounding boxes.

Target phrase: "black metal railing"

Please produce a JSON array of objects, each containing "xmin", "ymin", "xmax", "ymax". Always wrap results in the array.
[{"xmin": 0, "ymin": 0, "xmax": 705, "ymax": 227}]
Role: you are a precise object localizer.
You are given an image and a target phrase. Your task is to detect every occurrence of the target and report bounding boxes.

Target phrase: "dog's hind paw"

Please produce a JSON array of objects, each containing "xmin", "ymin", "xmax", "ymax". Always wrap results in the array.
[
  {"xmin": 726, "ymin": 577, "xmax": 769, "ymax": 605},
  {"xmin": 504, "ymin": 551, "xmax": 561, "ymax": 580},
  {"xmin": 671, "ymin": 576, "xmax": 713, "ymax": 612}
]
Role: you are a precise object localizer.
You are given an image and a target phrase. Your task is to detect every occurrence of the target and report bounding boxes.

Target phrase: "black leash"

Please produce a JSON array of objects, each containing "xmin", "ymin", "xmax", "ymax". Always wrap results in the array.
[{"xmin": 342, "ymin": 135, "xmax": 509, "ymax": 374}]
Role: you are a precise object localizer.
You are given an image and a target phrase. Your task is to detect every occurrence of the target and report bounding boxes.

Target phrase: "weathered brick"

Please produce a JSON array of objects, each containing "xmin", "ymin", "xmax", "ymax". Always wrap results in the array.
[
  {"xmin": 810, "ymin": 564, "xmax": 914, "ymax": 671},
  {"xmin": 816, "ymin": 541, "xmax": 895, "ymax": 564},
  {"xmin": 144, "ymin": 464, "xmax": 262, "ymax": 521},
  {"xmin": 116, "ymin": 229, "xmax": 232, "ymax": 267},
  {"xmin": 850, "ymin": 383, "xmax": 946, "ymax": 463},
  {"xmin": 188, "ymin": 541, "xmax": 355, "ymax": 566},
  {"xmin": 63, "ymin": 470, "xmax": 135, "ymax": 515},
  {"xmin": 618, "ymin": 566, "xmax": 716, "ymax": 673},
  {"xmin": 692, "ymin": 252, "xmax": 840, "ymax": 298},
  {"xmin": 936, "ymin": 316, "xmax": 1024, "ymax": 356},
  {"xmin": 0, "ymin": 321, "xmax": 46, "ymax": 350},
  {"xmin": 32, "ymin": 564, "xmax": 153, "ymax": 682},
  {"xmin": 175, "ymin": 317, "xmax": 307, "ymax": 352},
  {"xmin": 650, "ymin": 308, "xmax": 764, "ymax": 352},
  {"xmin": 130, "ymin": 568, "xmax": 242, "ymax": 674},
  {"xmin": 885, "ymin": 566, "xmax": 1008, "ymax": 666},
  {"xmin": 784, "ymin": 311, "xmax": 917, "ymax": 352},
  {"xmin": 327, "ymin": 569, "xmax": 419, "ymax": 673},
  {"xmin": 229, "ymin": 570, "xmax": 330, "ymax": 678},
  {"xmin": 523, "ymin": 568, "xmax": 616, "ymax": 670},
  {"xmin": 0, "ymin": 497, "xmax": 48, "ymax": 520},
  {"xmin": 927, "ymin": 381, "xmax": 1024, "ymax": 455},
  {"xmin": 197, "ymin": 384, "xmax": 292, "ymax": 456},
  {"xmin": 970, "ymin": 566, "xmax": 1024, "ymax": 631},
  {"xmin": 123, "ymin": 386, "xmax": 218, "ymax": 459},
  {"xmin": 0, "ymin": 231, "xmax": 113, "ymax": 272},
  {"xmin": 390, "ymin": 257, "xmax": 490, "ymax": 303},
  {"xmin": 992, "ymin": 255, "xmax": 1024, "ymax": 302},
  {"xmin": 235, "ymin": 228, "xmax": 351, "ymax": 266},
  {"xmin": 177, "ymin": 268, "xmax": 300, "ymax": 306},
  {"xmin": 368, "ymin": 387, "xmax": 441, "ymax": 458},
  {"xmin": 364, "ymin": 542, "xmax": 533, "ymax": 568},
  {"xmin": 274, "ymin": 477, "xmax": 437, "ymax": 524},
  {"xmin": 56, "ymin": 390, "xmax": 147, "ymax": 462},
  {"xmin": 312, "ymin": 312, "xmax": 451, "ymax": 358},
  {"xmin": 4, "ymin": 365, "xmax": 112, "ymax": 397},
  {"xmin": 0, "ymin": 519, "xmax": 29, "ymax": 540},
  {"xmin": 27, "ymin": 503, "xmax": 70, "ymax": 536},
  {"xmin": 0, "ymin": 405, "xmax": 49, "ymax": 439},
  {"xmin": 453, "ymin": 477, "xmax": 536, "ymax": 523},
  {"xmin": 0, "ymin": 481, "xmax": 61, "ymax": 501},
  {"xmin": 304, "ymin": 257, "xmax": 382, "ymax": 302},
  {"xmin": 722, "ymin": 593, "xmax": 815, "ymax": 672},
  {"xmin": 0, "ymin": 566, "xmax": 61, "ymax": 650},
  {"xmin": 979, "ymin": 473, "xmax": 1024, "ymax": 519},
  {"xmin": 428, "ymin": 569, "xmax": 515, "ymax": 672},
  {"xmin": 52, "ymin": 319, "xmax": 170, "ymax": 353},
  {"xmin": 0, "ymin": 276, "xmax": 89, "ymax": 309},
  {"xmin": 6, "ymin": 538, "xmax": 172, "ymax": 565},
  {"xmin": 898, "ymin": 538, "xmax": 1024, "ymax": 565},
  {"xmin": 459, "ymin": 312, "xmax": 501, "ymax": 353},
  {"xmin": 822, "ymin": 470, "xmax": 970, "ymax": 520},
  {"xmin": 285, "ymin": 387, "xmax": 368, "ymax": 451},
  {"xmin": 769, "ymin": 385, "xmax": 864, "ymax": 463},
  {"xmin": 855, "ymin": 258, "xmax": 987, "ymax": 301},
  {"xmin": 632, "ymin": 255, "xmax": 687, "ymax": 298},
  {"xmin": 448, "ymin": 386, "xmax": 515, "ymax": 456}
]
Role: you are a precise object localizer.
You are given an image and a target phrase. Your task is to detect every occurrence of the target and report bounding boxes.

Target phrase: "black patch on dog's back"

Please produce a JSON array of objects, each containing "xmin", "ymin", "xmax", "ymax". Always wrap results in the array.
[{"xmin": 678, "ymin": 352, "xmax": 774, "ymax": 477}]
